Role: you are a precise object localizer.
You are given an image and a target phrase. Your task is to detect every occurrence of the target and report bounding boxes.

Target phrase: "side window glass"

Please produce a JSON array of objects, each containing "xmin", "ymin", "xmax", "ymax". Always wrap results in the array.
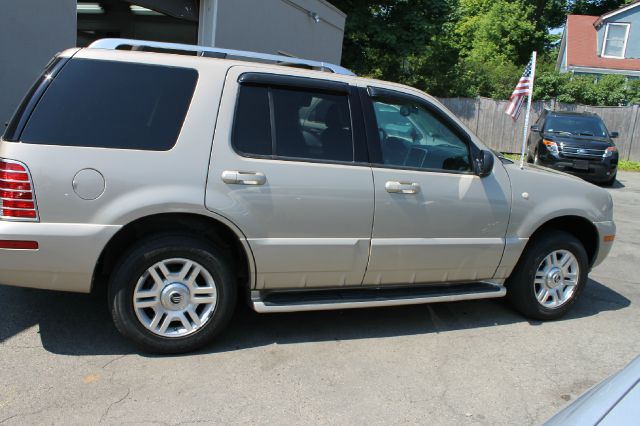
[
  {"xmin": 233, "ymin": 85, "xmax": 272, "ymax": 155},
  {"xmin": 20, "ymin": 59, "xmax": 198, "ymax": 150},
  {"xmin": 372, "ymin": 98, "xmax": 471, "ymax": 172},
  {"xmin": 272, "ymin": 87, "xmax": 353, "ymax": 162}
]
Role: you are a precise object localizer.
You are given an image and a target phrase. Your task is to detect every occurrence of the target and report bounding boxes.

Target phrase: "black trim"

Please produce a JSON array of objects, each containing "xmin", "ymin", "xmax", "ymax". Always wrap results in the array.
[
  {"xmin": 267, "ymin": 87, "xmax": 277, "ymax": 157},
  {"xmin": 4, "ymin": 56, "xmax": 71, "ymax": 141},
  {"xmin": 349, "ymin": 86, "xmax": 369, "ymax": 163},
  {"xmin": 363, "ymin": 85, "xmax": 479, "ymax": 172},
  {"xmin": 358, "ymin": 87, "xmax": 384, "ymax": 164},
  {"xmin": 238, "ymin": 72, "xmax": 349, "ymax": 93},
  {"xmin": 371, "ymin": 163, "xmax": 477, "ymax": 176}
]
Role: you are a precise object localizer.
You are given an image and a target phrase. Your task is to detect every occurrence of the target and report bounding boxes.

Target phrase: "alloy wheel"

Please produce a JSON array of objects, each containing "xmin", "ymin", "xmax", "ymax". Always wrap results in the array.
[{"xmin": 132, "ymin": 258, "xmax": 217, "ymax": 337}]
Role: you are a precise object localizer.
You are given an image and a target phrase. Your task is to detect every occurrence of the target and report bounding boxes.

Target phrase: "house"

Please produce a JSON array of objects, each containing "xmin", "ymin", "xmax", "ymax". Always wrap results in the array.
[
  {"xmin": 557, "ymin": 0, "xmax": 640, "ymax": 78},
  {"xmin": 1, "ymin": 0, "xmax": 346, "ymax": 126}
]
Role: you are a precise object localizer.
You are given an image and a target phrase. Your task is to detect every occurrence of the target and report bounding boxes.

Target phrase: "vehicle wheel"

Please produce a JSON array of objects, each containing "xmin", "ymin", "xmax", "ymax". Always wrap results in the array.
[
  {"xmin": 109, "ymin": 234, "xmax": 236, "ymax": 354},
  {"xmin": 506, "ymin": 231, "xmax": 588, "ymax": 320},
  {"xmin": 602, "ymin": 172, "xmax": 617, "ymax": 187},
  {"xmin": 526, "ymin": 148, "xmax": 534, "ymax": 163}
]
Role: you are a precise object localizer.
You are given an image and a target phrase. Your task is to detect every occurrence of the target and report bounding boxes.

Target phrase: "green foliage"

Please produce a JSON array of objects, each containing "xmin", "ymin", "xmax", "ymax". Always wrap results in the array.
[
  {"xmin": 331, "ymin": 0, "xmax": 456, "ymax": 88},
  {"xmin": 536, "ymin": 73, "xmax": 639, "ymax": 106},
  {"xmin": 332, "ymin": 0, "xmax": 640, "ymax": 105},
  {"xmin": 568, "ymin": 0, "xmax": 630, "ymax": 15},
  {"xmin": 619, "ymin": 160, "xmax": 640, "ymax": 172},
  {"xmin": 628, "ymin": 80, "xmax": 640, "ymax": 105},
  {"xmin": 533, "ymin": 69, "xmax": 572, "ymax": 101}
]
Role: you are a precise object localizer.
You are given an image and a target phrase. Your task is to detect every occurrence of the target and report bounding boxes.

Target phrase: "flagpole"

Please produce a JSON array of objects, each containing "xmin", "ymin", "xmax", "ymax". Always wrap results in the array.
[{"xmin": 519, "ymin": 51, "xmax": 537, "ymax": 169}]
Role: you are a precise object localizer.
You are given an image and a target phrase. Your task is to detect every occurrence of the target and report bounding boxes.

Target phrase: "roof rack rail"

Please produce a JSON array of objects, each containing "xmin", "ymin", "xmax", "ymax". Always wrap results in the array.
[{"xmin": 88, "ymin": 38, "xmax": 356, "ymax": 76}]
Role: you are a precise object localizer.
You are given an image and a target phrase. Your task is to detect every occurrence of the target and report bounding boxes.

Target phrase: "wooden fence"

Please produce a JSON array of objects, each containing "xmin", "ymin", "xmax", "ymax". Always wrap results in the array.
[{"xmin": 435, "ymin": 96, "xmax": 640, "ymax": 161}]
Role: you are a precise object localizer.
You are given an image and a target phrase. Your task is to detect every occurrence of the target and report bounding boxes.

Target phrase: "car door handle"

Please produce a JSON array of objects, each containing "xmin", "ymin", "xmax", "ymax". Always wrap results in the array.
[
  {"xmin": 221, "ymin": 170, "xmax": 266, "ymax": 185},
  {"xmin": 385, "ymin": 181, "xmax": 420, "ymax": 194}
]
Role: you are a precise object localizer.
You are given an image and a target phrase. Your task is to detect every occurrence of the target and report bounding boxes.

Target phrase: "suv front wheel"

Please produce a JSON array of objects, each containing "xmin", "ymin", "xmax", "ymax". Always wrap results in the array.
[
  {"xmin": 109, "ymin": 234, "xmax": 236, "ymax": 354},
  {"xmin": 507, "ymin": 231, "xmax": 588, "ymax": 320}
]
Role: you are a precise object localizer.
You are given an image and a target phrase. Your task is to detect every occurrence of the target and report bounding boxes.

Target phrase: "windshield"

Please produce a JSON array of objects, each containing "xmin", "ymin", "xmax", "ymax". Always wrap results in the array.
[{"xmin": 544, "ymin": 115, "xmax": 609, "ymax": 137}]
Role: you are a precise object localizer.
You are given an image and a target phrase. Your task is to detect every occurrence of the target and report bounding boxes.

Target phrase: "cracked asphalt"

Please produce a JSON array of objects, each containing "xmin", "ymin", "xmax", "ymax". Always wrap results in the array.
[{"xmin": 1, "ymin": 172, "xmax": 639, "ymax": 425}]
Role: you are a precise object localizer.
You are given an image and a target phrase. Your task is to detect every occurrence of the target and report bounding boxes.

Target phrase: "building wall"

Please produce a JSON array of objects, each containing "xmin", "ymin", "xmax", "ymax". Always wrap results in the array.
[
  {"xmin": 212, "ymin": 0, "xmax": 345, "ymax": 64},
  {"xmin": 0, "ymin": 0, "xmax": 76, "ymax": 127},
  {"xmin": 0, "ymin": 0, "xmax": 345, "ymax": 128},
  {"xmin": 597, "ymin": 7, "xmax": 640, "ymax": 59}
]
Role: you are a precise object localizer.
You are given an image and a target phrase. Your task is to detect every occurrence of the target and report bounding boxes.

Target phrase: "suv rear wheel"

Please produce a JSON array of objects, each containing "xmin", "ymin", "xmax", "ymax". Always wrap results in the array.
[
  {"xmin": 109, "ymin": 234, "xmax": 236, "ymax": 354},
  {"xmin": 507, "ymin": 231, "xmax": 588, "ymax": 320}
]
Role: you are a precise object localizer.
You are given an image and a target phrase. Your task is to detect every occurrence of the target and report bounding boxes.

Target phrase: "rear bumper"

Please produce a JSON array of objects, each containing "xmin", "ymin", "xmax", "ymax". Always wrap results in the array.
[
  {"xmin": 0, "ymin": 222, "xmax": 120, "ymax": 293},
  {"xmin": 593, "ymin": 220, "xmax": 616, "ymax": 268}
]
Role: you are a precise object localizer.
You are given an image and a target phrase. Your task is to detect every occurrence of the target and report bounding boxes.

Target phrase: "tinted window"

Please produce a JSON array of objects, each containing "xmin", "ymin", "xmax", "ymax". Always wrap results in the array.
[
  {"xmin": 232, "ymin": 85, "xmax": 354, "ymax": 162},
  {"xmin": 233, "ymin": 85, "xmax": 272, "ymax": 155},
  {"xmin": 4, "ymin": 57, "xmax": 66, "ymax": 141},
  {"xmin": 372, "ymin": 99, "xmax": 471, "ymax": 172},
  {"xmin": 21, "ymin": 59, "xmax": 198, "ymax": 150},
  {"xmin": 544, "ymin": 115, "xmax": 609, "ymax": 138}
]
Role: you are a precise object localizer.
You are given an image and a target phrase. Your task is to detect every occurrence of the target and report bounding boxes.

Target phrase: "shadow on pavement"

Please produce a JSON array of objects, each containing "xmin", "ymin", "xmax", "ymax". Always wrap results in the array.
[
  {"xmin": 607, "ymin": 179, "xmax": 625, "ymax": 189},
  {"xmin": 0, "ymin": 278, "xmax": 630, "ymax": 356}
]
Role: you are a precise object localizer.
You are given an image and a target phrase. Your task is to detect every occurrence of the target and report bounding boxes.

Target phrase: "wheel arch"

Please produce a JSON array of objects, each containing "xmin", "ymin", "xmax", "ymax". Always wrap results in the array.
[
  {"xmin": 527, "ymin": 215, "xmax": 599, "ymax": 268},
  {"xmin": 92, "ymin": 212, "xmax": 255, "ymax": 293}
]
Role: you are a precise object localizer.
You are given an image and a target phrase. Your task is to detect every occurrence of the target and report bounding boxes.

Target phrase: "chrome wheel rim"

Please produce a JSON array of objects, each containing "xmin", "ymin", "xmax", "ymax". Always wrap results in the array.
[
  {"xmin": 533, "ymin": 249, "xmax": 579, "ymax": 309},
  {"xmin": 133, "ymin": 258, "xmax": 217, "ymax": 338}
]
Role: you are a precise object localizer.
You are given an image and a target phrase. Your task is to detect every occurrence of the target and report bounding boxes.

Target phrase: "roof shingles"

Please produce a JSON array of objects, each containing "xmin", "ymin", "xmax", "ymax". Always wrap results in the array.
[{"xmin": 566, "ymin": 14, "xmax": 640, "ymax": 71}]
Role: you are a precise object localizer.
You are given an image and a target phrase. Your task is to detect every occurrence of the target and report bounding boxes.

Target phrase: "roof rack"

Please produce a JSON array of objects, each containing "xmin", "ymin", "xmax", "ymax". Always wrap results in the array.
[{"xmin": 88, "ymin": 38, "xmax": 356, "ymax": 76}]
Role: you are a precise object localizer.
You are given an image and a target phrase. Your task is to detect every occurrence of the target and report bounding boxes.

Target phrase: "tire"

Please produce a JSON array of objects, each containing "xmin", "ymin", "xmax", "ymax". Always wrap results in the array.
[
  {"xmin": 506, "ymin": 230, "xmax": 588, "ymax": 321},
  {"xmin": 602, "ymin": 172, "xmax": 617, "ymax": 187},
  {"xmin": 526, "ymin": 148, "xmax": 534, "ymax": 164},
  {"xmin": 109, "ymin": 234, "xmax": 237, "ymax": 354}
]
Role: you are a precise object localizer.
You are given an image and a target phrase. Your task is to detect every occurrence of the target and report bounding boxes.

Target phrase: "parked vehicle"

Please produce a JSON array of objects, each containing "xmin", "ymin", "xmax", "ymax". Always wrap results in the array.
[
  {"xmin": 0, "ymin": 39, "xmax": 616, "ymax": 353},
  {"xmin": 527, "ymin": 111, "xmax": 619, "ymax": 186},
  {"xmin": 545, "ymin": 355, "xmax": 640, "ymax": 425}
]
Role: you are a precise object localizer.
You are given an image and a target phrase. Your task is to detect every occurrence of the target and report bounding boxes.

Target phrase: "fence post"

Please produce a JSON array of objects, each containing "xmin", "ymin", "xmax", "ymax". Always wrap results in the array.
[
  {"xmin": 474, "ymin": 97, "xmax": 480, "ymax": 135},
  {"xmin": 628, "ymin": 105, "xmax": 639, "ymax": 161}
]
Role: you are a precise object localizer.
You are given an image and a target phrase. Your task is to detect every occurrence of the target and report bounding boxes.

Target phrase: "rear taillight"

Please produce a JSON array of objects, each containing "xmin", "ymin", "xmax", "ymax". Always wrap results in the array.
[{"xmin": 0, "ymin": 159, "xmax": 38, "ymax": 221}]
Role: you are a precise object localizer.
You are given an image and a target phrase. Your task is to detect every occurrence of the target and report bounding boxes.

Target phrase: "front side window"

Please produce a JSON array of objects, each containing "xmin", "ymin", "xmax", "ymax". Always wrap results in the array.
[
  {"xmin": 21, "ymin": 59, "xmax": 198, "ymax": 150},
  {"xmin": 371, "ymin": 98, "xmax": 472, "ymax": 172},
  {"xmin": 233, "ymin": 84, "xmax": 354, "ymax": 162},
  {"xmin": 602, "ymin": 23, "xmax": 629, "ymax": 58}
]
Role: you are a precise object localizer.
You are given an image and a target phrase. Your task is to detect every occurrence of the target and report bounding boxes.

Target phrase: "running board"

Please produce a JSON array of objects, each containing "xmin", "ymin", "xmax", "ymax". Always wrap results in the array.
[{"xmin": 251, "ymin": 282, "xmax": 506, "ymax": 313}]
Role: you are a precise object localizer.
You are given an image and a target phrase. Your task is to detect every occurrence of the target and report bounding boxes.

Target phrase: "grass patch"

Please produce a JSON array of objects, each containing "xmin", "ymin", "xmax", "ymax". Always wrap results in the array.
[
  {"xmin": 500, "ymin": 153, "xmax": 640, "ymax": 172},
  {"xmin": 619, "ymin": 160, "xmax": 640, "ymax": 172}
]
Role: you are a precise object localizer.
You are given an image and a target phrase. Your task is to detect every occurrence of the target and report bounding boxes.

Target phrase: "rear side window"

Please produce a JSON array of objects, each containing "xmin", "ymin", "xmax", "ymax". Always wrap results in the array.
[
  {"xmin": 233, "ymin": 85, "xmax": 272, "ymax": 155},
  {"xmin": 21, "ymin": 59, "xmax": 198, "ymax": 151},
  {"xmin": 233, "ymin": 84, "xmax": 354, "ymax": 162}
]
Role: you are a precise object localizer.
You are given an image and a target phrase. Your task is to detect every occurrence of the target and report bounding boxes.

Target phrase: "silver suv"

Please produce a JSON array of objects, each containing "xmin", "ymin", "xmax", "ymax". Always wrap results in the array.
[{"xmin": 0, "ymin": 39, "xmax": 616, "ymax": 353}]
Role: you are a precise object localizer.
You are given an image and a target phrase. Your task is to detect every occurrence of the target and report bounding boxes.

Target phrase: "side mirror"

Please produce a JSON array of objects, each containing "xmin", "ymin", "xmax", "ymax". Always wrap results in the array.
[
  {"xmin": 610, "ymin": 131, "xmax": 619, "ymax": 138},
  {"xmin": 530, "ymin": 124, "xmax": 541, "ymax": 132},
  {"xmin": 475, "ymin": 150, "xmax": 494, "ymax": 177}
]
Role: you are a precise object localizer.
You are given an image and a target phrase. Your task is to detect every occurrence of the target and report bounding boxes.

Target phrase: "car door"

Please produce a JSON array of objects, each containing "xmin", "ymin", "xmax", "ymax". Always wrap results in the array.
[
  {"xmin": 206, "ymin": 67, "xmax": 374, "ymax": 289},
  {"xmin": 360, "ymin": 86, "xmax": 511, "ymax": 285}
]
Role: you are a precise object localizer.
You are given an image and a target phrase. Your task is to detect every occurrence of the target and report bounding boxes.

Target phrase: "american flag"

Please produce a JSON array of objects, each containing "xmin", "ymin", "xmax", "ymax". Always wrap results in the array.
[{"xmin": 505, "ymin": 59, "xmax": 533, "ymax": 120}]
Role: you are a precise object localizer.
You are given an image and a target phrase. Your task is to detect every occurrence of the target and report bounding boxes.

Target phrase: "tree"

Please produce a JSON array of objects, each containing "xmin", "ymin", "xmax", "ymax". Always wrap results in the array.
[
  {"xmin": 567, "ymin": 0, "xmax": 629, "ymax": 15},
  {"xmin": 330, "ymin": 0, "xmax": 638, "ymax": 104},
  {"xmin": 331, "ymin": 0, "xmax": 456, "ymax": 91}
]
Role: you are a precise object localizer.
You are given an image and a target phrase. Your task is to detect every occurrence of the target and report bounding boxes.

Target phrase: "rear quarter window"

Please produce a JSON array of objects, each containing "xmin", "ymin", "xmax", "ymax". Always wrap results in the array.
[{"xmin": 20, "ymin": 59, "xmax": 198, "ymax": 151}]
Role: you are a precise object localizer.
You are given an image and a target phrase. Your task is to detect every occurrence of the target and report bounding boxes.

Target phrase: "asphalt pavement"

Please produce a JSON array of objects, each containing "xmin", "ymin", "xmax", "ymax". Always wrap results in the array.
[{"xmin": 1, "ymin": 172, "xmax": 639, "ymax": 425}]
